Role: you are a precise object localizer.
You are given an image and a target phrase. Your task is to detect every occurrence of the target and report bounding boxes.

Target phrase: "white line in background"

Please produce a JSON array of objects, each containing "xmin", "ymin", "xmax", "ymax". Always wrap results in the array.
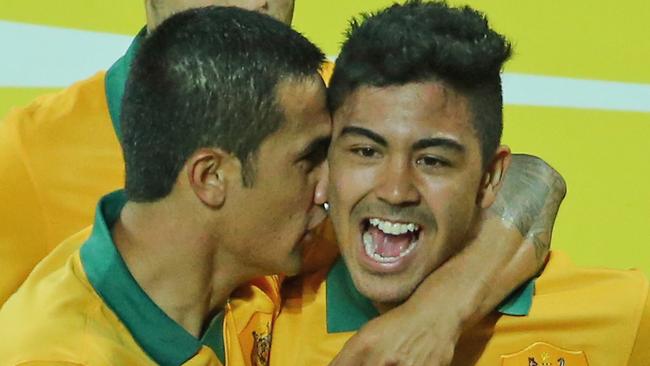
[
  {"xmin": 503, "ymin": 73, "xmax": 650, "ymax": 113},
  {"xmin": 1, "ymin": 22, "xmax": 649, "ymax": 113},
  {"xmin": 0, "ymin": 21, "xmax": 132, "ymax": 88}
]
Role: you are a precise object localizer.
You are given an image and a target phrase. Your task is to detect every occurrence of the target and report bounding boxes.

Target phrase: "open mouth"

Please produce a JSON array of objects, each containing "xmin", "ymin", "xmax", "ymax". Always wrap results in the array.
[{"xmin": 360, "ymin": 217, "xmax": 421, "ymax": 264}]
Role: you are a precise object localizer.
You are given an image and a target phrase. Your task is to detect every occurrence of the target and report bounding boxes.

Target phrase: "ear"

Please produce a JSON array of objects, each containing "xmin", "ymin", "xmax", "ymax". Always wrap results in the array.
[
  {"xmin": 186, "ymin": 148, "xmax": 232, "ymax": 208},
  {"xmin": 478, "ymin": 145, "xmax": 512, "ymax": 209}
]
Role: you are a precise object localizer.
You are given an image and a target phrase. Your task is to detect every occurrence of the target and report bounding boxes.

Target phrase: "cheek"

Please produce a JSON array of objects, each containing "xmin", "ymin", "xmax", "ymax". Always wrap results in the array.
[
  {"xmin": 280, "ymin": 173, "xmax": 317, "ymax": 223},
  {"xmin": 328, "ymin": 163, "xmax": 370, "ymax": 210},
  {"xmin": 421, "ymin": 179, "xmax": 478, "ymax": 222}
]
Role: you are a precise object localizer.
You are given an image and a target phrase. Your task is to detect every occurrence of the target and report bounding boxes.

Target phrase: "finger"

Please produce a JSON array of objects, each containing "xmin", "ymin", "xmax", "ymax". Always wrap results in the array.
[{"xmin": 421, "ymin": 347, "xmax": 454, "ymax": 366}]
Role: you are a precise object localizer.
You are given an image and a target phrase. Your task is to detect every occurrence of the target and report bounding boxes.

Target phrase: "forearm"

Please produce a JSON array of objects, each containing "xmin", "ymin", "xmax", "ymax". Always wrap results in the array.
[
  {"xmin": 405, "ymin": 215, "xmax": 534, "ymax": 329},
  {"xmin": 404, "ymin": 154, "xmax": 565, "ymax": 328},
  {"xmin": 470, "ymin": 230, "xmax": 540, "ymax": 323}
]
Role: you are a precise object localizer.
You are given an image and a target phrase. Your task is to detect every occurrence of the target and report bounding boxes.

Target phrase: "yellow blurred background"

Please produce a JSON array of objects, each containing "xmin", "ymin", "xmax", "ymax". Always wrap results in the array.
[{"xmin": 1, "ymin": 0, "xmax": 648, "ymax": 273}]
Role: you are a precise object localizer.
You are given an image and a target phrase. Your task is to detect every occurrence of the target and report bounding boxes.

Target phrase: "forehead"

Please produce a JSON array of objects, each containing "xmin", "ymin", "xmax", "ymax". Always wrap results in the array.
[
  {"xmin": 164, "ymin": 0, "xmax": 295, "ymax": 19},
  {"xmin": 168, "ymin": 0, "xmax": 291, "ymax": 6},
  {"xmin": 335, "ymin": 82, "xmax": 475, "ymax": 142},
  {"xmin": 265, "ymin": 76, "xmax": 331, "ymax": 148},
  {"xmin": 222, "ymin": 0, "xmax": 293, "ymax": 5}
]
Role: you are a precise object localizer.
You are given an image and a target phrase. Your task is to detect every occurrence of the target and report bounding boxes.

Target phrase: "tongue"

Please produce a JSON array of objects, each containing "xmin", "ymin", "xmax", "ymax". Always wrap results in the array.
[{"xmin": 368, "ymin": 226, "xmax": 414, "ymax": 257}]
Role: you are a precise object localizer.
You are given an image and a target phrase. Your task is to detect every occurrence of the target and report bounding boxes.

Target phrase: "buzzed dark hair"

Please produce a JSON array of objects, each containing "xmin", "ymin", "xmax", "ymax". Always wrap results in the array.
[
  {"xmin": 328, "ymin": 0, "xmax": 512, "ymax": 166},
  {"xmin": 121, "ymin": 6, "xmax": 325, "ymax": 202}
]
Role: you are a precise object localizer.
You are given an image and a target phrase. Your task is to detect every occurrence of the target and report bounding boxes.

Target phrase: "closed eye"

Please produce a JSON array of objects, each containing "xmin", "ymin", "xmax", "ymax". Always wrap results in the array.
[{"xmin": 297, "ymin": 137, "xmax": 330, "ymax": 172}]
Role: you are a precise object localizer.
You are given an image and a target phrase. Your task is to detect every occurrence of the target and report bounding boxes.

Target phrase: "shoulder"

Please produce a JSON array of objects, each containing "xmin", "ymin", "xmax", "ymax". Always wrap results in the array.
[
  {"xmin": 459, "ymin": 252, "xmax": 649, "ymax": 364},
  {"xmin": 536, "ymin": 250, "xmax": 648, "ymax": 308},
  {"xmin": 0, "ymin": 71, "xmax": 111, "ymax": 169},
  {"xmin": 0, "ymin": 228, "xmax": 155, "ymax": 365},
  {"xmin": 2, "ymin": 72, "xmax": 107, "ymax": 130},
  {"xmin": 0, "ymin": 71, "xmax": 111, "ymax": 175},
  {"xmin": 532, "ymin": 251, "xmax": 648, "ymax": 360},
  {"xmin": 0, "ymin": 241, "xmax": 102, "ymax": 364}
]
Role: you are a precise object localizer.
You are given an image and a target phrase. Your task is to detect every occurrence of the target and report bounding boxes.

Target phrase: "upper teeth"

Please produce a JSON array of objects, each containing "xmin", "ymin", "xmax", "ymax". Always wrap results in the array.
[
  {"xmin": 363, "ymin": 232, "xmax": 417, "ymax": 263},
  {"xmin": 369, "ymin": 218, "xmax": 419, "ymax": 235}
]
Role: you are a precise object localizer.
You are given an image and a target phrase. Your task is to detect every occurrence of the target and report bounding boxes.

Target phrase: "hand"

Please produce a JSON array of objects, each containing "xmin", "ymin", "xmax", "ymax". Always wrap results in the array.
[{"xmin": 329, "ymin": 297, "xmax": 461, "ymax": 366}]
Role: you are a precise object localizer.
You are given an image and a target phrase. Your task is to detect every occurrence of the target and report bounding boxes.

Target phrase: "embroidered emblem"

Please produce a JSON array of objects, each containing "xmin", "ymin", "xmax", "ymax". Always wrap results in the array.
[
  {"xmin": 251, "ymin": 323, "xmax": 272, "ymax": 366},
  {"xmin": 502, "ymin": 342, "xmax": 588, "ymax": 366}
]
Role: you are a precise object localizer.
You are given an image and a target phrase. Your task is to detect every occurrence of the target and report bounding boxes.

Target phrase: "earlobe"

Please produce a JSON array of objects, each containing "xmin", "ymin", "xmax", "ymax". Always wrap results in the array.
[
  {"xmin": 187, "ymin": 149, "xmax": 229, "ymax": 208},
  {"xmin": 479, "ymin": 145, "xmax": 512, "ymax": 208}
]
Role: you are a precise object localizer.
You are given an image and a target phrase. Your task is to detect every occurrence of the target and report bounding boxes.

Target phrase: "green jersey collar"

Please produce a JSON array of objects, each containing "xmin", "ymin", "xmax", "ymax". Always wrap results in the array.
[
  {"xmin": 105, "ymin": 27, "xmax": 146, "ymax": 141},
  {"xmin": 326, "ymin": 256, "xmax": 535, "ymax": 334},
  {"xmin": 80, "ymin": 190, "xmax": 226, "ymax": 365}
]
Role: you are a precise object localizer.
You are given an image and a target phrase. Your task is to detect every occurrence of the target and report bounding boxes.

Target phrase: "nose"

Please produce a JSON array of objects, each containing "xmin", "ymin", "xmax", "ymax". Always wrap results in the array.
[
  {"xmin": 375, "ymin": 157, "xmax": 420, "ymax": 206},
  {"xmin": 313, "ymin": 160, "xmax": 329, "ymax": 206},
  {"xmin": 307, "ymin": 161, "xmax": 329, "ymax": 230}
]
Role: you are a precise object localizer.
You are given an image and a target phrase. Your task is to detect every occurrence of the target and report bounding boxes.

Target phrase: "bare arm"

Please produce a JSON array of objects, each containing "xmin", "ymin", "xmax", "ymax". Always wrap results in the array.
[
  {"xmin": 330, "ymin": 154, "xmax": 566, "ymax": 366},
  {"xmin": 464, "ymin": 154, "xmax": 567, "ymax": 322}
]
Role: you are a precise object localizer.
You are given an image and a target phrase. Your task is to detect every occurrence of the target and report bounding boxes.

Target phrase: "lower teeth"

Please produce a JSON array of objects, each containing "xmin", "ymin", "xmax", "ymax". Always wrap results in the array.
[{"xmin": 363, "ymin": 232, "xmax": 416, "ymax": 263}]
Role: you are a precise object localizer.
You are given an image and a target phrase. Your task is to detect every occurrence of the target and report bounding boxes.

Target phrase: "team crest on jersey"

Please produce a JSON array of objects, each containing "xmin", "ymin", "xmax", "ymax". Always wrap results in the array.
[
  {"xmin": 251, "ymin": 323, "xmax": 272, "ymax": 366},
  {"xmin": 501, "ymin": 342, "xmax": 588, "ymax": 366}
]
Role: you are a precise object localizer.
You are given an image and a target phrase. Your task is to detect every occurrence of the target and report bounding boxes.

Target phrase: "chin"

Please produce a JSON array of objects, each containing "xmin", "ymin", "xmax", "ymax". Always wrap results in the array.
[
  {"xmin": 282, "ymin": 265, "xmax": 301, "ymax": 277},
  {"xmin": 351, "ymin": 269, "xmax": 419, "ymax": 306},
  {"xmin": 278, "ymin": 253, "xmax": 302, "ymax": 277}
]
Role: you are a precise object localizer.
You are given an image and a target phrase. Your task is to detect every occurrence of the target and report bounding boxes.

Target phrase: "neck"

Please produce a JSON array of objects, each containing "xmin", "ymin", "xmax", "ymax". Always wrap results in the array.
[{"xmin": 113, "ymin": 200, "xmax": 244, "ymax": 338}]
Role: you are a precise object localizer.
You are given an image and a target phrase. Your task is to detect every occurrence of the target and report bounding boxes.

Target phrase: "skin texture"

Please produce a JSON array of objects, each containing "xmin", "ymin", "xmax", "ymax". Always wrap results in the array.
[
  {"xmin": 327, "ymin": 81, "xmax": 510, "ymax": 309},
  {"xmin": 145, "ymin": 0, "xmax": 295, "ymax": 30},
  {"xmin": 112, "ymin": 76, "xmax": 330, "ymax": 337}
]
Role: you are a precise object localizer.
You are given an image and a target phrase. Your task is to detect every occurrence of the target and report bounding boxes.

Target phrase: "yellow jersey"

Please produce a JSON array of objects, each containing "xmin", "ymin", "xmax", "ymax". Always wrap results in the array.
[
  {"xmin": 270, "ymin": 251, "xmax": 650, "ymax": 365},
  {"xmin": 0, "ymin": 28, "xmax": 143, "ymax": 305},
  {"xmin": 0, "ymin": 190, "xmax": 283, "ymax": 366}
]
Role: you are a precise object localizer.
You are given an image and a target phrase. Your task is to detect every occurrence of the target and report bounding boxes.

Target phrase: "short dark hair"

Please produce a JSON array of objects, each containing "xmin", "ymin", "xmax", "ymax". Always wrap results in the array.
[
  {"xmin": 122, "ymin": 6, "xmax": 325, "ymax": 202},
  {"xmin": 328, "ymin": 0, "xmax": 511, "ymax": 166}
]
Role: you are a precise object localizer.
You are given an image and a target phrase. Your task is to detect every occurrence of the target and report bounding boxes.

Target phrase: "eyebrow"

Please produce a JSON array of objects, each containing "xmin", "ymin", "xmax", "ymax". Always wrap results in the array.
[
  {"xmin": 339, "ymin": 126, "xmax": 387, "ymax": 147},
  {"xmin": 412, "ymin": 137, "xmax": 465, "ymax": 153}
]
